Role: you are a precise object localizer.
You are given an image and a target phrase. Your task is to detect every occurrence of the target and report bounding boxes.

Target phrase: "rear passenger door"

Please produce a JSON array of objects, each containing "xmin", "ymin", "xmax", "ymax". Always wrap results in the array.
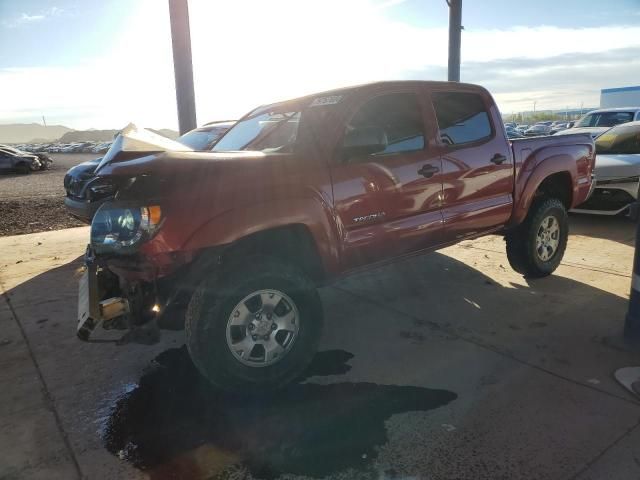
[{"xmin": 430, "ymin": 90, "xmax": 514, "ymax": 242}]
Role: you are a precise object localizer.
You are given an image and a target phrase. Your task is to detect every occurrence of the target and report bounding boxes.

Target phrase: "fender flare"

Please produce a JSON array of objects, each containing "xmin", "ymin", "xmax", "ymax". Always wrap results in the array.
[
  {"xmin": 181, "ymin": 196, "xmax": 341, "ymax": 276},
  {"xmin": 510, "ymin": 150, "xmax": 579, "ymax": 227}
]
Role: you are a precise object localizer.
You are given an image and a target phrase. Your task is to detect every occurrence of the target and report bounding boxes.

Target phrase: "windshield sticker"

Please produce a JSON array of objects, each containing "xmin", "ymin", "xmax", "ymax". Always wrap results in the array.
[{"xmin": 310, "ymin": 95, "xmax": 343, "ymax": 107}]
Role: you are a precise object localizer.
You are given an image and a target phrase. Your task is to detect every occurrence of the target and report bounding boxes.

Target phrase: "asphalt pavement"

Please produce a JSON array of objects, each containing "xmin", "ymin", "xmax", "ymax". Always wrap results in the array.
[{"xmin": 0, "ymin": 215, "xmax": 639, "ymax": 479}]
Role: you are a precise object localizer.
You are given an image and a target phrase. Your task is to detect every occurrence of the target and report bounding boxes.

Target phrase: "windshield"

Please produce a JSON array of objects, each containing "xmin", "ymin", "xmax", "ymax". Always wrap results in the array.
[
  {"xmin": 178, "ymin": 127, "xmax": 229, "ymax": 151},
  {"xmin": 576, "ymin": 111, "xmax": 634, "ymax": 128},
  {"xmin": 213, "ymin": 111, "xmax": 300, "ymax": 152},
  {"xmin": 595, "ymin": 123, "xmax": 640, "ymax": 154}
]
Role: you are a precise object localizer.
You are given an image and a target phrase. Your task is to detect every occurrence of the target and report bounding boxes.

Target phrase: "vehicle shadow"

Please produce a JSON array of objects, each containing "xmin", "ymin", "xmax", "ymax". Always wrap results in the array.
[{"xmin": 1, "ymin": 247, "xmax": 632, "ymax": 480}]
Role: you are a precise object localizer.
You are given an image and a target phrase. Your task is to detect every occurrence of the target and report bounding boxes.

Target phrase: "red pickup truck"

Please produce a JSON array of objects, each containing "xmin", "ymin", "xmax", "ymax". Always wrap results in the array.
[{"xmin": 78, "ymin": 81, "xmax": 595, "ymax": 392}]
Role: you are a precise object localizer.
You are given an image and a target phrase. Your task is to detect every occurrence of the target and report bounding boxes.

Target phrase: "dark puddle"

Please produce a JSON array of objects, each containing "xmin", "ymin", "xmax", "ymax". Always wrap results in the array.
[{"xmin": 103, "ymin": 347, "xmax": 457, "ymax": 479}]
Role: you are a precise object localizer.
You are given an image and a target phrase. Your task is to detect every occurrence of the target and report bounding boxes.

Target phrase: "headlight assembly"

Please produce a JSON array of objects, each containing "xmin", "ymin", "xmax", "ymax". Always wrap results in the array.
[{"xmin": 91, "ymin": 203, "xmax": 162, "ymax": 253}]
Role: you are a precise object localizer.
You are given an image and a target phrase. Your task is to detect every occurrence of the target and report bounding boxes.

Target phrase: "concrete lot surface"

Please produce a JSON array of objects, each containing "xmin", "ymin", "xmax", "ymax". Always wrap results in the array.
[{"xmin": 1, "ymin": 215, "xmax": 639, "ymax": 479}]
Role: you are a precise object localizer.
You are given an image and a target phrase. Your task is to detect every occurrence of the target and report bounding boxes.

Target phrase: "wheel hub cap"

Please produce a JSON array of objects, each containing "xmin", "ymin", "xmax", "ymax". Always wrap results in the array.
[
  {"xmin": 225, "ymin": 289, "xmax": 300, "ymax": 367},
  {"xmin": 536, "ymin": 215, "xmax": 560, "ymax": 262}
]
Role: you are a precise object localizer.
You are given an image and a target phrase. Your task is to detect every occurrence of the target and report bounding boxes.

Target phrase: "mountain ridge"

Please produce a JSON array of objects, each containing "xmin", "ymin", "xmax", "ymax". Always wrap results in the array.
[{"xmin": 0, "ymin": 123, "xmax": 178, "ymax": 144}]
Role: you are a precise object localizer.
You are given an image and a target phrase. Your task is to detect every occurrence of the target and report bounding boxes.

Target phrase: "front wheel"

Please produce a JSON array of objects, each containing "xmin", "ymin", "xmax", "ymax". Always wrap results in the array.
[
  {"xmin": 185, "ymin": 256, "xmax": 323, "ymax": 393},
  {"xmin": 506, "ymin": 198, "xmax": 568, "ymax": 278}
]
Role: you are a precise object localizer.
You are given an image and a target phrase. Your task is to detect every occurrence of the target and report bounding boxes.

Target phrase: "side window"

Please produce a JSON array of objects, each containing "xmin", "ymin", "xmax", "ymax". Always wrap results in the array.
[
  {"xmin": 432, "ymin": 92, "xmax": 492, "ymax": 146},
  {"xmin": 342, "ymin": 92, "xmax": 425, "ymax": 161}
]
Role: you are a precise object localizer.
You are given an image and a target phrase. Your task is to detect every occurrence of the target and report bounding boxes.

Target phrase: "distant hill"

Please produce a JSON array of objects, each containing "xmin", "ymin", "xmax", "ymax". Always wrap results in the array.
[
  {"xmin": 0, "ymin": 123, "xmax": 72, "ymax": 143},
  {"xmin": 0, "ymin": 123, "xmax": 179, "ymax": 144},
  {"xmin": 58, "ymin": 129, "xmax": 119, "ymax": 143}
]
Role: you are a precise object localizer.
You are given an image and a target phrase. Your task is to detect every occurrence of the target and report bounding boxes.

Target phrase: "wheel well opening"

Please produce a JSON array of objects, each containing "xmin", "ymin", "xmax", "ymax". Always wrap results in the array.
[
  {"xmin": 536, "ymin": 172, "xmax": 572, "ymax": 209},
  {"xmin": 223, "ymin": 225, "xmax": 325, "ymax": 284}
]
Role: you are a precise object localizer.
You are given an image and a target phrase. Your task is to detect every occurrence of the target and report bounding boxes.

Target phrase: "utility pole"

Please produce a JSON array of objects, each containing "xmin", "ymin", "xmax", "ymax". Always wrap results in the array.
[
  {"xmin": 447, "ymin": 0, "xmax": 462, "ymax": 82},
  {"xmin": 168, "ymin": 0, "xmax": 197, "ymax": 135}
]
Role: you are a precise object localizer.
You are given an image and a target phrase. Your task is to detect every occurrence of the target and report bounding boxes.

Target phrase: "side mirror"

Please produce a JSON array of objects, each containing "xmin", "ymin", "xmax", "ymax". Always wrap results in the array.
[{"xmin": 341, "ymin": 126, "xmax": 388, "ymax": 161}]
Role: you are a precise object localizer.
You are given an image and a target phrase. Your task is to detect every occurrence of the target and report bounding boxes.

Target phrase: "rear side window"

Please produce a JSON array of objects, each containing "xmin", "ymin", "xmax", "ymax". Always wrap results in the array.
[{"xmin": 432, "ymin": 92, "xmax": 492, "ymax": 146}]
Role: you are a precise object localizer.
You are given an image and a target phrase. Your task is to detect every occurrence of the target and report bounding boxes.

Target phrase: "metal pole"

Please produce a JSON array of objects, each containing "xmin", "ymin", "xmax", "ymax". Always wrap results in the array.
[
  {"xmin": 447, "ymin": 0, "xmax": 462, "ymax": 82},
  {"xmin": 168, "ymin": 0, "xmax": 197, "ymax": 135},
  {"xmin": 625, "ymin": 202, "xmax": 640, "ymax": 342}
]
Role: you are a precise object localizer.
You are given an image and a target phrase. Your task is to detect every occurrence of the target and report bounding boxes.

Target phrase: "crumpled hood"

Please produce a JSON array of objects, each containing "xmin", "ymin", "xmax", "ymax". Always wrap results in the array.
[
  {"xmin": 554, "ymin": 127, "xmax": 610, "ymax": 138},
  {"xmin": 595, "ymin": 153, "xmax": 640, "ymax": 180},
  {"xmin": 96, "ymin": 123, "xmax": 192, "ymax": 173}
]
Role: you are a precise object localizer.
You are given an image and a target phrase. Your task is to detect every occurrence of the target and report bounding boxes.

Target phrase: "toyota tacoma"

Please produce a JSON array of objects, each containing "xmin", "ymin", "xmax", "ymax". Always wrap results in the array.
[{"xmin": 77, "ymin": 81, "xmax": 595, "ymax": 392}]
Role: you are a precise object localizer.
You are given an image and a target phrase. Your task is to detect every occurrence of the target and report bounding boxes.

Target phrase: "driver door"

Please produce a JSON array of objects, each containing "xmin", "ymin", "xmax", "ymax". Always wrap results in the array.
[{"xmin": 330, "ymin": 88, "xmax": 444, "ymax": 270}]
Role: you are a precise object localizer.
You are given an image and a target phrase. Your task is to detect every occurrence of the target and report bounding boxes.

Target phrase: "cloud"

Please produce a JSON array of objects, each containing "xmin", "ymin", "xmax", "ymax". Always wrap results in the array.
[
  {"xmin": 459, "ymin": 46, "xmax": 640, "ymax": 112},
  {"xmin": 2, "ymin": 7, "xmax": 63, "ymax": 28},
  {"xmin": 1, "ymin": 0, "xmax": 640, "ymax": 128}
]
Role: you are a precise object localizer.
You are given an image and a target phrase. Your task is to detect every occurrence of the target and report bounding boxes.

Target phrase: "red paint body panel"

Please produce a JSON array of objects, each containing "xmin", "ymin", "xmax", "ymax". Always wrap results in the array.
[{"xmin": 95, "ymin": 81, "xmax": 595, "ymax": 284}]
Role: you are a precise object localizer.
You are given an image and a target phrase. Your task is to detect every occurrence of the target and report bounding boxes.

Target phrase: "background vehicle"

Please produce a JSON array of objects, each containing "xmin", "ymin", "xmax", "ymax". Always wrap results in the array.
[
  {"xmin": 174, "ymin": 121, "xmax": 235, "ymax": 150},
  {"xmin": 76, "ymin": 81, "xmax": 595, "ymax": 393},
  {"xmin": 524, "ymin": 124, "xmax": 551, "ymax": 136},
  {"xmin": 505, "ymin": 125, "xmax": 524, "ymax": 138},
  {"xmin": 0, "ymin": 148, "xmax": 41, "ymax": 173},
  {"xmin": 0, "ymin": 144, "xmax": 51, "ymax": 170},
  {"xmin": 573, "ymin": 121, "xmax": 640, "ymax": 215},
  {"xmin": 64, "ymin": 122, "xmax": 234, "ymax": 222},
  {"xmin": 555, "ymin": 107, "xmax": 640, "ymax": 139}
]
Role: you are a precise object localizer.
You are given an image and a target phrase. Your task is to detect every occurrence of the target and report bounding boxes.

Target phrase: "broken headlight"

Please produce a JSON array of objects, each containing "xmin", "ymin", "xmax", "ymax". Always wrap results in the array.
[{"xmin": 91, "ymin": 203, "xmax": 162, "ymax": 253}]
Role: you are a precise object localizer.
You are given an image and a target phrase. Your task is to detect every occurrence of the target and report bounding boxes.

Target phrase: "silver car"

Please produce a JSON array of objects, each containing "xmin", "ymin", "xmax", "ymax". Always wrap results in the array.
[{"xmin": 572, "ymin": 121, "xmax": 640, "ymax": 215}]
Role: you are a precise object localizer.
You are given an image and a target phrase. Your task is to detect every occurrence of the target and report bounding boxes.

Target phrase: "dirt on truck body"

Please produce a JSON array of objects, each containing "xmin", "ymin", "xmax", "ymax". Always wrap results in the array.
[{"xmin": 76, "ymin": 80, "xmax": 595, "ymax": 392}]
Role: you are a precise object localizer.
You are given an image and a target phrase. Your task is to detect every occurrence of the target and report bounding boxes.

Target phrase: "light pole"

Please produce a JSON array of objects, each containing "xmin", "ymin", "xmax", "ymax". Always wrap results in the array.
[
  {"xmin": 168, "ymin": 0, "xmax": 197, "ymax": 135},
  {"xmin": 447, "ymin": 0, "xmax": 462, "ymax": 82}
]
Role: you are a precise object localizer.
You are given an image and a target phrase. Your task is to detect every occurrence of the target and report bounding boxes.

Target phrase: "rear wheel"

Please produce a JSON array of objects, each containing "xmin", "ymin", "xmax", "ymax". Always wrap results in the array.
[
  {"xmin": 185, "ymin": 256, "xmax": 323, "ymax": 393},
  {"xmin": 506, "ymin": 197, "xmax": 568, "ymax": 278}
]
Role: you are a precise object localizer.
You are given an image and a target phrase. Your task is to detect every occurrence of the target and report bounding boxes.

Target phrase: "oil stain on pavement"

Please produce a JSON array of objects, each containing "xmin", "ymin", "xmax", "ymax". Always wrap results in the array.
[{"xmin": 102, "ymin": 347, "xmax": 457, "ymax": 479}]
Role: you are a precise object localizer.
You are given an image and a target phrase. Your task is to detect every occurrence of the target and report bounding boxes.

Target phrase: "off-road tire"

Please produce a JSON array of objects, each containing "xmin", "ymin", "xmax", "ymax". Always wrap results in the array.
[
  {"xmin": 185, "ymin": 255, "xmax": 323, "ymax": 393},
  {"xmin": 505, "ymin": 198, "xmax": 568, "ymax": 278}
]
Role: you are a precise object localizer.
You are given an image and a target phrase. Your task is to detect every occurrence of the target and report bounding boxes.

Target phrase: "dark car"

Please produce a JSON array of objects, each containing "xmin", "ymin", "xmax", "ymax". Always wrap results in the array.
[
  {"xmin": 64, "ymin": 121, "xmax": 234, "ymax": 222},
  {"xmin": 175, "ymin": 121, "xmax": 235, "ymax": 150},
  {"xmin": 505, "ymin": 126, "xmax": 524, "ymax": 139},
  {"xmin": 524, "ymin": 124, "xmax": 552, "ymax": 136},
  {"xmin": 0, "ymin": 148, "xmax": 41, "ymax": 174}
]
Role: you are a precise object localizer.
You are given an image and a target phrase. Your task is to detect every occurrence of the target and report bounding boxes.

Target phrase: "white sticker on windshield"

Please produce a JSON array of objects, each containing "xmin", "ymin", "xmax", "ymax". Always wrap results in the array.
[{"xmin": 310, "ymin": 95, "xmax": 343, "ymax": 107}]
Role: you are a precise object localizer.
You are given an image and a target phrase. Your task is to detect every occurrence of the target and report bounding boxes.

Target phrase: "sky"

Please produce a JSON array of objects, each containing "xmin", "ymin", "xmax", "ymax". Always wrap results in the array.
[{"xmin": 0, "ymin": 0, "xmax": 639, "ymax": 130}]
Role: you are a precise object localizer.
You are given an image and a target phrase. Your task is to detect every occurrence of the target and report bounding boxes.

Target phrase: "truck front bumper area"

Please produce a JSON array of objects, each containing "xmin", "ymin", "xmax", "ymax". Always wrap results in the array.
[
  {"xmin": 77, "ymin": 247, "xmax": 132, "ymax": 341},
  {"xmin": 76, "ymin": 245, "xmax": 216, "ymax": 343}
]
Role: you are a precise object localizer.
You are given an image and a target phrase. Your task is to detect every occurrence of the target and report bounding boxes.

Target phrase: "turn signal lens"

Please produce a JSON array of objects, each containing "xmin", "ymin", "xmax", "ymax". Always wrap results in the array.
[{"xmin": 147, "ymin": 205, "xmax": 162, "ymax": 226}]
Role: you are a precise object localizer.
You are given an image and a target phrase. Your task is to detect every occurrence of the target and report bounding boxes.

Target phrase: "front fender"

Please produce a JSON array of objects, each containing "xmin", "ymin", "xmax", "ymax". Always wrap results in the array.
[{"xmin": 180, "ymin": 196, "xmax": 341, "ymax": 276}]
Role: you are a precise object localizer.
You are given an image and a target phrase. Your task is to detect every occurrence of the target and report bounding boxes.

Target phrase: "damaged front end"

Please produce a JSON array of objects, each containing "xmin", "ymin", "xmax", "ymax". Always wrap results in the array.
[{"xmin": 76, "ymin": 125, "xmax": 198, "ymax": 344}]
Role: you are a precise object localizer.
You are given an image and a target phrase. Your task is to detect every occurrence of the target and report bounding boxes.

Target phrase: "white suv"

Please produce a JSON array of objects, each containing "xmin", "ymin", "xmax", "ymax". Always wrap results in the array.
[{"xmin": 555, "ymin": 107, "xmax": 640, "ymax": 138}]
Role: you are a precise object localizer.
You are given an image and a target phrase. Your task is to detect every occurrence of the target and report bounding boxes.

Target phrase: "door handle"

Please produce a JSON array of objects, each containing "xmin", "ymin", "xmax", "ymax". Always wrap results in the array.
[
  {"xmin": 418, "ymin": 164, "xmax": 439, "ymax": 178},
  {"xmin": 490, "ymin": 154, "xmax": 507, "ymax": 165}
]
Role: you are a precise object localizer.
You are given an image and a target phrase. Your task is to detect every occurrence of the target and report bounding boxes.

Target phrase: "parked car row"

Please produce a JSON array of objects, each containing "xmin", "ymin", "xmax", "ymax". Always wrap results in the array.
[
  {"xmin": 506, "ymin": 107, "xmax": 640, "ymax": 141},
  {"xmin": 16, "ymin": 141, "xmax": 113, "ymax": 154}
]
